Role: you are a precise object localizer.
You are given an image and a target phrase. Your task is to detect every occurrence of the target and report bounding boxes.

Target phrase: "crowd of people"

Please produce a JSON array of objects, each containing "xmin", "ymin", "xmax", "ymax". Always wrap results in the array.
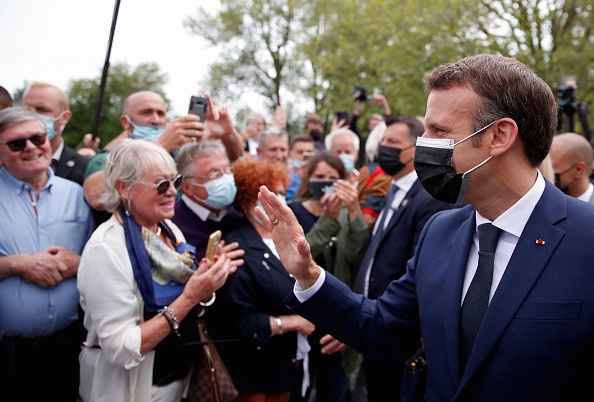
[{"xmin": 1, "ymin": 52, "xmax": 594, "ymax": 402}]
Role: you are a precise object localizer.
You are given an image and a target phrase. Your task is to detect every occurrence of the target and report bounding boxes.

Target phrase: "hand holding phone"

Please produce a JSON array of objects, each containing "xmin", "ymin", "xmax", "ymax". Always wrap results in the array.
[
  {"xmin": 335, "ymin": 111, "xmax": 349, "ymax": 125},
  {"xmin": 205, "ymin": 230, "xmax": 222, "ymax": 261},
  {"xmin": 188, "ymin": 95, "xmax": 208, "ymax": 122},
  {"xmin": 308, "ymin": 179, "xmax": 338, "ymax": 200}
]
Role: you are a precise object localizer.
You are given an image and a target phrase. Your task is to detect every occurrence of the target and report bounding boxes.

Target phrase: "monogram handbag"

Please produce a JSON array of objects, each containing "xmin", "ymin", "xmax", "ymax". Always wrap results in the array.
[{"xmin": 188, "ymin": 321, "xmax": 238, "ymax": 402}]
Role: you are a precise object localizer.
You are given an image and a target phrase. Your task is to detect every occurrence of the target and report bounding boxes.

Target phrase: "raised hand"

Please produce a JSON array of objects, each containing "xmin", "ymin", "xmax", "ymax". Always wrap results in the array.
[{"xmin": 256, "ymin": 185, "xmax": 321, "ymax": 289}]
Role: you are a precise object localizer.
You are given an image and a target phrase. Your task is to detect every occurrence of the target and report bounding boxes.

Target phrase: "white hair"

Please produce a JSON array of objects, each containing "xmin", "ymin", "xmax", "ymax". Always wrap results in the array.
[
  {"xmin": 100, "ymin": 139, "xmax": 177, "ymax": 212},
  {"xmin": 365, "ymin": 121, "xmax": 386, "ymax": 163},
  {"xmin": 324, "ymin": 128, "xmax": 360, "ymax": 152}
]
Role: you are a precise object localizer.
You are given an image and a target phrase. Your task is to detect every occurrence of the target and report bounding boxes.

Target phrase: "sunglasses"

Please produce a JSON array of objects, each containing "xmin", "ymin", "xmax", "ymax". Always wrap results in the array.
[
  {"xmin": 134, "ymin": 174, "xmax": 184, "ymax": 195},
  {"xmin": 1, "ymin": 133, "xmax": 47, "ymax": 152}
]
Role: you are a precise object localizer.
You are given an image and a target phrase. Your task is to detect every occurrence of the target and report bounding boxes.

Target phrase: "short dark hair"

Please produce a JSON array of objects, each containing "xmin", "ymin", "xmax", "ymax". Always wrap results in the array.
[
  {"xmin": 385, "ymin": 115, "xmax": 425, "ymax": 142},
  {"xmin": 424, "ymin": 54, "xmax": 557, "ymax": 167},
  {"xmin": 290, "ymin": 133, "xmax": 314, "ymax": 149}
]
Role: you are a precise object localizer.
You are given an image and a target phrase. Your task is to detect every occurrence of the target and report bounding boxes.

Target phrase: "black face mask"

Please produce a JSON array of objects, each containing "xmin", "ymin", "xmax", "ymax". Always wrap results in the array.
[
  {"xmin": 554, "ymin": 165, "xmax": 575, "ymax": 194},
  {"xmin": 414, "ymin": 142, "xmax": 467, "ymax": 205},
  {"xmin": 378, "ymin": 145, "xmax": 410, "ymax": 176},
  {"xmin": 413, "ymin": 121, "xmax": 496, "ymax": 206},
  {"xmin": 310, "ymin": 130, "xmax": 323, "ymax": 142}
]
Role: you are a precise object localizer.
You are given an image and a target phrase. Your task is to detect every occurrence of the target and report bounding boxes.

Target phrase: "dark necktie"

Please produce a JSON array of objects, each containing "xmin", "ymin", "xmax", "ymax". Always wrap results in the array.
[
  {"xmin": 460, "ymin": 223, "xmax": 502, "ymax": 369},
  {"xmin": 374, "ymin": 183, "xmax": 399, "ymax": 238},
  {"xmin": 356, "ymin": 183, "xmax": 399, "ymax": 296}
]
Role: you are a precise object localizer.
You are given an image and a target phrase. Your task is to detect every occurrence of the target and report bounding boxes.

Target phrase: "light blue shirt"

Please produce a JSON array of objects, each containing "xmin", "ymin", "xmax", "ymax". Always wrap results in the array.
[{"xmin": 0, "ymin": 168, "xmax": 94, "ymax": 339}]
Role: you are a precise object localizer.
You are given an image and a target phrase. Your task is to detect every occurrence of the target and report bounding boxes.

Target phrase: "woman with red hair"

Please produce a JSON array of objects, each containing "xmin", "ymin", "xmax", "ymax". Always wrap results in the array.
[{"xmin": 205, "ymin": 159, "xmax": 315, "ymax": 402}]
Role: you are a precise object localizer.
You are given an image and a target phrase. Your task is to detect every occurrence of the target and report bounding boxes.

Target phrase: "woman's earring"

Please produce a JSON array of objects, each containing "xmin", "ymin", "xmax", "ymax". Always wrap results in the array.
[{"xmin": 125, "ymin": 198, "xmax": 131, "ymax": 216}]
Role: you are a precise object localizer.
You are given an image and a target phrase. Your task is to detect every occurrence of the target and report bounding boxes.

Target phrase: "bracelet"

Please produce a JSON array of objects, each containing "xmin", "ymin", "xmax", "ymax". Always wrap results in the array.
[
  {"xmin": 199, "ymin": 292, "xmax": 216, "ymax": 307},
  {"xmin": 274, "ymin": 316, "xmax": 283, "ymax": 336},
  {"xmin": 158, "ymin": 306, "xmax": 180, "ymax": 339}
]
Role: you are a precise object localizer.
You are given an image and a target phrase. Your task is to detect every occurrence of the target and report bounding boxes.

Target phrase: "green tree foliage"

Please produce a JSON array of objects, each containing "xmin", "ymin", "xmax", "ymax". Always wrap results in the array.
[
  {"xmin": 298, "ymin": 0, "xmax": 489, "ymax": 132},
  {"xmin": 64, "ymin": 62, "xmax": 169, "ymax": 147},
  {"xmin": 464, "ymin": 0, "xmax": 594, "ymax": 134},
  {"xmin": 184, "ymin": 0, "xmax": 311, "ymax": 127},
  {"xmin": 185, "ymin": 0, "xmax": 593, "ymax": 136}
]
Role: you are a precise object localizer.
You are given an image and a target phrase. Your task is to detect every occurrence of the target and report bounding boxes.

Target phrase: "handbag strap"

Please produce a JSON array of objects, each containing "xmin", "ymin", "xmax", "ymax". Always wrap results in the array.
[{"xmin": 198, "ymin": 322, "xmax": 221, "ymax": 402}]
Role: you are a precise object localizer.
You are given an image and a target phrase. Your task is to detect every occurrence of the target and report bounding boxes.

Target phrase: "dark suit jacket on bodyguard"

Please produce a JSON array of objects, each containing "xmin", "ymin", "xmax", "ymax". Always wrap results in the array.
[
  {"xmin": 353, "ymin": 179, "xmax": 452, "ymax": 299},
  {"xmin": 206, "ymin": 218, "xmax": 300, "ymax": 394},
  {"xmin": 287, "ymin": 181, "xmax": 594, "ymax": 401},
  {"xmin": 54, "ymin": 145, "xmax": 90, "ymax": 186}
]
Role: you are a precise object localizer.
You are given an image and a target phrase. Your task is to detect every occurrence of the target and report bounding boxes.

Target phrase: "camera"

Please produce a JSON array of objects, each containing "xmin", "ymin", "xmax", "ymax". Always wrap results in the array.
[
  {"xmin": 556, "ymin": 85, "xmax": 576, "ymax": 103},
  {"xmin": 188, "ymin": 96, "xmax": 208, "ymax": 122},
  {"xmin": 335, "ymin": 111, "xmax": 349, "ymax": 124},
  {"xmin": 353, "ymin": 86, "xmax": 372, "ymax": 102}
]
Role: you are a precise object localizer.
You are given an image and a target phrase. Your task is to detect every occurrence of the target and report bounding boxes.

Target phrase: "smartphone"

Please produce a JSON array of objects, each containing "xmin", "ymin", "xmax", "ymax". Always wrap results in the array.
[
  {"xmin": 308, "ymin": 179, "xmax": 338, "ymax": 200},
  {"xmin": 188, "ymin": 96, "xmax": 208, "ymax": 122},
  {"xmin": 205, "ymin": 230, "xmax": 222, "ymax": 261},
  {"xmin": 335, "ymin": 111, "xmax": 349, "ymax": 124}
]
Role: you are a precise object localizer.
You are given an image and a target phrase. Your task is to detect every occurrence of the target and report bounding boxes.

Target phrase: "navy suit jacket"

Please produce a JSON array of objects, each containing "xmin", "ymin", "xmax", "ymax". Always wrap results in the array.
[
  {"xmin": 288, "ymin": 181, "xmax": 594, "ymax": 401},
  {"xmin": 353, "ymin": 179, "xmax": 452, "ymax": 299},
  {"xmin": 54, "ymin": 145, "xmax": 90, "ymax": 186},
  {"xmin": 207, "ymin": 218, "xmax": 300, "ymax": 393}
]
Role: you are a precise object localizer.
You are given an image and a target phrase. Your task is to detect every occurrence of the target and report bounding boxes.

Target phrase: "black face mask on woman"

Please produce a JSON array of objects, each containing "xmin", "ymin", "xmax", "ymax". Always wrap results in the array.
[
  {"xmin": 378, "ymin": 144, "xmax": 414, "ymax": 176},
  {"xmin": 413, "ymin": 121, "xmax": 496, "ymax": 206}
]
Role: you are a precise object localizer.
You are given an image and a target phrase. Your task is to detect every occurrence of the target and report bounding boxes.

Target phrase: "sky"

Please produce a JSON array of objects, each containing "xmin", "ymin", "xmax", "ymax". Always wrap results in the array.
[{"xmin": 0, "ymin": 0, "xmax": 267, "ymax": 118}]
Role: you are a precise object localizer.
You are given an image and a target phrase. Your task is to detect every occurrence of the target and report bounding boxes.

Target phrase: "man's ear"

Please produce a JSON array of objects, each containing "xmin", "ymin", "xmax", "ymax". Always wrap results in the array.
[
  {"xmin": 62, "ymin": 109, "xmax": 72, "ymax": 124},
  {"xmin": 490, "ymin": 118, "xmax": 518, "ymax": 157},
  {"xmin": 574, "ymin": 160, "xmax": 587, "ymax": 178},
  {"xmin": 120, "ymin": 115, "xmax": 132, "ymax": 132}
]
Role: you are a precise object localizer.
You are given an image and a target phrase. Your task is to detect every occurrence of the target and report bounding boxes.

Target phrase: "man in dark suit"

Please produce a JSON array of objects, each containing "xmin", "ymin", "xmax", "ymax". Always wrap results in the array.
[
  {"xmin": 351, "ymin": 115, "xmax": 452, "ymax": 402},
  {"xmin": 256, "ymin": 54, "xmax": 594, "ymax": 401},
  {"xmin": 22, "ymin": 82, "xmax": 89, "ymax": 186},
  {"xmin": 549, "ymin": 132, "xmax": 594, "ymax": 204}
]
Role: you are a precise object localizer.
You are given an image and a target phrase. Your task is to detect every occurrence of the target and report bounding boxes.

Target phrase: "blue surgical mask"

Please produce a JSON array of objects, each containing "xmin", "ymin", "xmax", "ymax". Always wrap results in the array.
[
  {"xmin": 293, "ymin": 158, "xmax": 303, "ymax": 170},
  {"xmin": 35, "ymin": 111, "xmax": 65, "ymax": 140},
  {"xmin": 339, "ymin": 153, "xmax": 355, "ymax": 173},
  {"xmin": 125, "ymin": 115, "xmax": 165, "ymax": 141},
  {"xmin": 191, "ymin": 174, "xmax": 237, "ymax": 211}
]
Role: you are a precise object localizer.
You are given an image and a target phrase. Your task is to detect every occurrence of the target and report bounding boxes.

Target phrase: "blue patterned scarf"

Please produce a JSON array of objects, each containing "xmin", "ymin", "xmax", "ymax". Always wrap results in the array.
[{"xmin": 116, "ymin": 209, "xmax": 197, "ymax": 311}]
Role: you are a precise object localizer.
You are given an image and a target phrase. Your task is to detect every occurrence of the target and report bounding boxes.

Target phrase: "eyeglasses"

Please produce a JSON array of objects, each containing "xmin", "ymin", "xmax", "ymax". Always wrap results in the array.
[
  {"xmin": 134, "ymin": 174, "xmax": 184, "ymax": 195},
  {"xmin": 186, "ymin": 166, "xmax": 233, "ymax": 182},
  {"xmin": 1, "ymin": 133, "xmax": 47, "ymax": 152}
]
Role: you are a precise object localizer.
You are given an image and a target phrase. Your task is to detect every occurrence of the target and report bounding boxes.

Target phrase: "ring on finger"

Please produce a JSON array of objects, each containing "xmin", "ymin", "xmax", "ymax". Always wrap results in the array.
[{"xmin": 271, "ymin": 219, "xmax": 280, "ymax": 225}]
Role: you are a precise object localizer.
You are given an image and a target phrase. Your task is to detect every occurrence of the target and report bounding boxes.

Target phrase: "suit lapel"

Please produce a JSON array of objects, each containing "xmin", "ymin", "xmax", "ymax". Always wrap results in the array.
[
  {"xmin": 382, "ymin": 180, "xmax": 421, "ymax": 236},
  {"xmin": 443, "ymin": 212, "xmax": 476, "ymax": 383},
  {"xmin": 55, "ymin": 146, "xmax": 75, "ymax": 177},
  {"xmin": 459, "ymin": 184, "xmax": 567, "ymax": 386}
]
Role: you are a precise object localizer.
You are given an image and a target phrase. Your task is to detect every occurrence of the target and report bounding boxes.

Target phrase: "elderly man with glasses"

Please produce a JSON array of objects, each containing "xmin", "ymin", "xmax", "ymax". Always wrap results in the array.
[
  {"xmin": 0, "ymin": 106, "xmax": 94, "ymax": 401},
  {"xmin": 172, "ymin": 139, "xmax": 245, "ymax": 261}
]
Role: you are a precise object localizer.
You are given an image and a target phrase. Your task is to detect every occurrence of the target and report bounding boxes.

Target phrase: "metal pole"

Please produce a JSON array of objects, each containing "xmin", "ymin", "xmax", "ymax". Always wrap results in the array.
[{"xmin": 91, "ymin": 0, "xmax": 121, "ymax": 140}]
